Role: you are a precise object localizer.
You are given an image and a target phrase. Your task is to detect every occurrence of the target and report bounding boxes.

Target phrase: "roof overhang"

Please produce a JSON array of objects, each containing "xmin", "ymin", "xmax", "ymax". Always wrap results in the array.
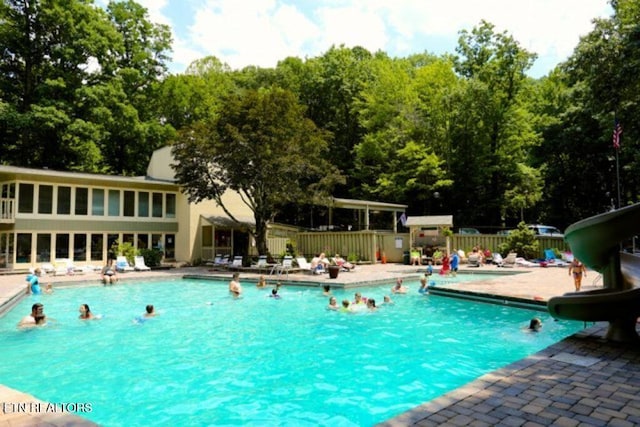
[
  {"xmin": 405, "ymin": 215, "xmax": 453, "ymax": 227},
  {"xmin": 200, "ymin": 215, "xmax": 255, "ymax": 229},
  {"xmin": 330, "ymin": 197, "xmax": 407, "ymax": 212},
  {"xmin": 0, "ymin": 165, "xmax": 176, "ymax": 189}
]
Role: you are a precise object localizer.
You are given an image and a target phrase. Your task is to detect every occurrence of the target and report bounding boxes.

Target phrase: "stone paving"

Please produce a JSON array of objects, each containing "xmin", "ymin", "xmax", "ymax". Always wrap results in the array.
[{"xmin": 2, "ymin": 262, "xmax": 639, "ymax": 426}]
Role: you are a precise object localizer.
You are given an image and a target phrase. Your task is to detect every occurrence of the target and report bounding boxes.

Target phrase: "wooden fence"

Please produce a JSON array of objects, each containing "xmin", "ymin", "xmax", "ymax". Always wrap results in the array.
[{"xmin": 281, "ymin": 232, "xmax": 569, "ymax": 263}]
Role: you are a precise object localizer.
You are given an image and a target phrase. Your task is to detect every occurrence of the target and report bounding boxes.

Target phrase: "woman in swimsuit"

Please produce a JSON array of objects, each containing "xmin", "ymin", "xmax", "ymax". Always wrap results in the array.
[{"xmin": 568, "ymin": 258, "xmax": 587, "ymax": 291}]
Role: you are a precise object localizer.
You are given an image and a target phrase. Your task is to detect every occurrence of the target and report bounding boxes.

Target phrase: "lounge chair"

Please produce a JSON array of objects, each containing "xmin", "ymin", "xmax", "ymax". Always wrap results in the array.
[
  {"xmin": 492, "ymin": 253, "xmax": 504, "ymax": 266},
  {"xmin": 270, "ymin": 256, "xmax": 298, "ymax": 279},
  {"xmin": 116, "ymin": 256, "xmax": 134, "ymax": 272},
  {"xmin": 295, "ymin": 257, "xmax": 314, "ymax": 274},
  {"xmin": 516, "ymin": 257, "xmax": 540, "ymax": 267},
  {"xmin": 544, "ymin": 249, "xmax": 569, "ymax": 267},
  {"xmin": 498, "ymin": 252, "xmax": 517, "ymax": 267},
  {"xmin": 467, "ymin": 253, "xmax": 481, "ymax": 267},
  {"xmin": 134, "ymin": 256, "xmax": 151, "ymax": 271},
  {"xmin": 48, "ymin": 258, "xmax": 85, "ymax": 275},
  {"xmin": 227, "ymin": 256, "xmax": 243, "ymax": 270},
  {"xmin": 205, "ymin": 254, "xmax": 223, "ymax": 267}
]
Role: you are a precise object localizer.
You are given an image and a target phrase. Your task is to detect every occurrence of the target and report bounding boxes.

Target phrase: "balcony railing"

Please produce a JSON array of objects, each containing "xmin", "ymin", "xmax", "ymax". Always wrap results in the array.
[{"xmin": 0, "ymin": 198, "xmax": 15, "ymax": 222}]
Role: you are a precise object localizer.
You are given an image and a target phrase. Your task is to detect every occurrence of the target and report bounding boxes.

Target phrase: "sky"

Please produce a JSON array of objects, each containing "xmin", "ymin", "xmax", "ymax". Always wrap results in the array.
[{"xmin": 131, "ymin": 0, "xmax": 614, "ymax": 78}]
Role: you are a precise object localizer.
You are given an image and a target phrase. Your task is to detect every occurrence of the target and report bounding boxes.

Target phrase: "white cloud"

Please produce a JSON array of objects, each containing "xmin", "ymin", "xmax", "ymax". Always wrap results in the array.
[{"xmin": 134, "ymin": 0, "xmax": 613, "ymax": 75}]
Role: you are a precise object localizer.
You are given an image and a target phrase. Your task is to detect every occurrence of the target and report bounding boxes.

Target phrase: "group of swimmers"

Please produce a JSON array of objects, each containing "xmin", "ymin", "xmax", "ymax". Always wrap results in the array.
[{"xmin": 17, "ymin": 302, "xmax": 157, "ymax": 328}]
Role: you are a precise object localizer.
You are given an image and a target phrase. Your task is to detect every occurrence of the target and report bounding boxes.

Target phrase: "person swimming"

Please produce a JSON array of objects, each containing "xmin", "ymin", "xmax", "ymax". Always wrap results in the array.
[
  {"xmin": 78, "ymin": 304, "xmax": 96, "ymax": 320},
  {"xmin": 269, "ymin": 288, "xmax": 281, "ymax": 299},
  {"xmin": 528, "ymin": 317, "xmax": 542, "ymax": 331}
]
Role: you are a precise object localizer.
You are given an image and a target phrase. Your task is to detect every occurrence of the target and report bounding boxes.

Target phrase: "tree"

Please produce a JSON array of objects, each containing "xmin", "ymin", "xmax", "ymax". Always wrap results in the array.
[
  {"xmin": 171, "ymin": 86, "xmax": 344, "ymax": 255},
  {"xmin": 0, "ymin": 0, "xmax": 119, "ymax": 170},
  {"xmin": 452, "ymin": 21, "xmax": 539, "ymax": 225}
]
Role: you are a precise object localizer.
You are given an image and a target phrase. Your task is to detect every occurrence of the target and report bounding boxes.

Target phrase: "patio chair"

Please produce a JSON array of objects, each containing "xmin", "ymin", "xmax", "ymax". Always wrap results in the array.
[
  {"xmin": 498, "ymin": 252, "xmax": 517, "ymax": 267},
  {"xmin": 134, "ymin": 256, "xmax": 151, "ymax": 271},
  {"xmin": 295, "ymin": 257, "xmax": 314, "ymax": 274},
  {"xmin": 227, "ymin": 256, "xmax": 244, "ymax": 270},
  {"xmin": 116, "ymin": 256, "xmax": 135, "ymax": 273},
  {"xmin": 467, "ymin": 253, "xmax": 481, "ymax": 267},
  {"xmin": 270, "ymin": 256, "xmax": 298, "ymax": 279}
]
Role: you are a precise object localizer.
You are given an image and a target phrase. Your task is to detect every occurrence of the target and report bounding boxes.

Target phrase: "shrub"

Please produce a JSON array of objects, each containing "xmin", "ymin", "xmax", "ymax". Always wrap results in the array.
[
  {"xmin": 139, "ymin": 248, "xmax": 163, "ymax": 267},
  {"xmin": 497, "ymin": 222, "xmax": 539, "ymax": 259}
]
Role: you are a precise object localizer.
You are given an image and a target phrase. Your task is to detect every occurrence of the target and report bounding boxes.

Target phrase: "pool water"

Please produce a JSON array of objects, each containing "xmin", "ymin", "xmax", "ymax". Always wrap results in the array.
[{"xmin": 0, "ymin": 278, "xmax": 584, "ymax": 426}]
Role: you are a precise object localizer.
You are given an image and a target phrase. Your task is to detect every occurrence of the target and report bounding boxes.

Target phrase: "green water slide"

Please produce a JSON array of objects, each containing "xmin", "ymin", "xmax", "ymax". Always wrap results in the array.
[{"xmin": 547, "ymin": 202, "xmax": 640, "ymax": 342}]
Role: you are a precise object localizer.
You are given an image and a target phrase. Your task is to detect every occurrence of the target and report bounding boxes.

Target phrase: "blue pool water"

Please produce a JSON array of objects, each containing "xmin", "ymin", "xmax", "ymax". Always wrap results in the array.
[{"xmin": 0, "ymin": 278, "xmax": 584, "ymax": 426}]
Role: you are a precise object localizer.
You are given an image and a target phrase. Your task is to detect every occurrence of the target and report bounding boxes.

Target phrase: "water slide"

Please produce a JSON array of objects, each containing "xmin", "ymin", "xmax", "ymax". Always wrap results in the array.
[{"xmin": 547, "ymin": 202, "xmax": 640, "ymax": 342}]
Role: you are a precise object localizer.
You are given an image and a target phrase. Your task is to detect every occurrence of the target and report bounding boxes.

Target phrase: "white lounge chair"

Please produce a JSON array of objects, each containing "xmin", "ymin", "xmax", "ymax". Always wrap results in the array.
[
  {"xmin": 498, "ymin": 252, "xmax": 517, "ymax": 267},
  {"xmin": 467, "ymin": 253, "xmax": 481, "ymax": 267},
  {"xmin": 271, "ymin": 256, "xmax": 297, "ymax": 279},
  {"xmin": 295, "ymin": 257, "xmax": 313, "ymax": 274},
  {"xmin": 134, "ymin": 256, "xmax": 151, "ymax": 271},
  {"xmin": 228, "ymin": 256, "xmax": 243, "ymax": 270},
  {"xmin": 116, "ymin": 256, "xmax": 134, "ymax": 272}
]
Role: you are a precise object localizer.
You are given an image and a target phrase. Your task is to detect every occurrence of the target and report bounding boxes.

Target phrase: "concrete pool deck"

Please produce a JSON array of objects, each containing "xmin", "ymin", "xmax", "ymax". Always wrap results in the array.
[{"xmin": 1, "ymin": 262, "xmax": 639, "ymax": 426}]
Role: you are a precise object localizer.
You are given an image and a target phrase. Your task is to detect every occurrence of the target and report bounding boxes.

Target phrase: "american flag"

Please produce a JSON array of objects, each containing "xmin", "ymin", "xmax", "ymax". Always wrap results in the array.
[{"xmin": 613, "ymin": 120, "xmax": 622, "ymax": 150}]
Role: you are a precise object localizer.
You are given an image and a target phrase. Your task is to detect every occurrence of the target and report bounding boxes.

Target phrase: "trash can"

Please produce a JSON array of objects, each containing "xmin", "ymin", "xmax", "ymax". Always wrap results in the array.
[{"xmin": 403, "ymin": 251, "xmax": 410, "ymax": 265}]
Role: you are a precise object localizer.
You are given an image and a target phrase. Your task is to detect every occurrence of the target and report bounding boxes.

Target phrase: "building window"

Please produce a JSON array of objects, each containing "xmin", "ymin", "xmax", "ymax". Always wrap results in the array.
[
  {"xmin": 75, "ymin": 188, "xmax": 88, "ymax": 215},
  {"xmin": 56, "ymin": 234, "xmax": 70, "ymax": 259},
  {"xmin": 74, "ymin": 234, "xmax": 87, "ymax": 261},
  {"xmin": 152, "ymin": 234, "xmax": 163, "ymax": 251},
  {"xmin": 91, "ymin": 234, "xmax": 104, "ymax": 261},
  {"xmin": 108, "ymin": 190, "xmax": 120, "ymax": 216},
  {"xmin": 202, "ymin": 226, "xmax": 213, "ymax": 246},
  {"xmin": 38, "ymin": 185, "xmax": 53, "ymax": 214},
  {"xmin": 166, "ymin": 193, "xmax": 176, "ymax": 218},
  {"xmin": 138, "ymin": 192, "xmax": 149, "ymax": 217},
  {"xmin": 36, "ymin": 234, "xmax": 51, "ymax": 262},
  {"xmin": 92, "ymin": 189, "xmax": 104, "ymax": 216},
  {"xmin": 57, "ymin": 186, "xmax": 71, "ymax": 214},
  {"xmin": 152, "ymin": 193, "xmax": 163, "ymax": 217},
  {"xmin": 123, "ymin": 234, "xmax": 134, "ymax": 246},
  {"xmin": 137, "ymin": 234, "xmax": 149, "ymax": 249},
  {"xmin": 107, "ymin": 234, "xmax": 119, "ymax": 259},
  {"xmin": 18, "ymin": 183, "xmax": 34, "ymax": 213},
  {"xmin": 124, "ymin": 191, "xmax": 135, "ymax": 217},
  {"xmin": 16, "ymin": 233, "xmax": 32, "ymax": 263}
]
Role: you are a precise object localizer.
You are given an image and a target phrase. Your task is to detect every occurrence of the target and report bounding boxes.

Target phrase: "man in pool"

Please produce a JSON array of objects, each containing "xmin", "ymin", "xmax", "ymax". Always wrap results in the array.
[
  {"xmin": 18, "ymin": 303, "xmax": 47, "ymax": 328},
  {"xmin": 144, "ymin": 305, "xmax": 157, "ymax": 318},
  {"xmin": 229, "ymin": 272, "xmax": 242, "ymax": 298}
]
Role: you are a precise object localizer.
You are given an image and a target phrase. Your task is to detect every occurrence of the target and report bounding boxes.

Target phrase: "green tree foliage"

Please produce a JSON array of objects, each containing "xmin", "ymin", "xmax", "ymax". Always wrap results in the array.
[
  {"xmin": 294, "ymin": 45, "xmax": 376, "ymax": 194},
  {"xmin": 353, "ymin": 55, "xmax": 453, "ymax": 207},
  {"xmin": 452, "ymin": 21, "xmax": 540, "ymax": 226},
  {"xmin": 0, "ymin": 0, "xmax": 173, "ymax": 174},
  {"xmin": 498, "ymin": 222, "xmax": 539, "ymax": 259},
  {"xmin": 171, "ymin": 87, "xmax": 344, "ymax": 254},
  {"xmin": 541, "ymin": 0, "xmax": 640, "ymax": 228}
]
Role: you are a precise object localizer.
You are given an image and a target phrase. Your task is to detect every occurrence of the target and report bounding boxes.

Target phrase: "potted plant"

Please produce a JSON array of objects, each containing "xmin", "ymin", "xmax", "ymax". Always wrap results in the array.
[{"xmin": 328, "ymin": 259, "xmax": 340, "ymax": 279}]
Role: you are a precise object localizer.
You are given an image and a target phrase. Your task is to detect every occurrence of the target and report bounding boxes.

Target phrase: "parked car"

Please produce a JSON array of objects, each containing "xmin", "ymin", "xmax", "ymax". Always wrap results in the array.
[
  {"xmin": 458, "ymin": 227, "xmax": 481, "ymax": 235},
  {"xmin": 527, "ymin": 224, "xmax": 564, "ymax": 237},
  {"xmin": 496, "ymin": 229, "xmax": 513, "ymax": 236}
]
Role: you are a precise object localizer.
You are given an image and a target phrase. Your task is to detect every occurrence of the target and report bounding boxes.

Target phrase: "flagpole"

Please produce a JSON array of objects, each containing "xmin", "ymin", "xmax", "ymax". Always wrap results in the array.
[
  {"xmin": 612, "ymin": 117, "xmax": 622, "ymax": 209},
  {"xmin": 616, "ymin": 148, "xmax": 621, "ymax": 209}
]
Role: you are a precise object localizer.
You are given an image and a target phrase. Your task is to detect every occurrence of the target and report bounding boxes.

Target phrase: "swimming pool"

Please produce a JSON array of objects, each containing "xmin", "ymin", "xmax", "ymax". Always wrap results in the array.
[{"xmin": 0, "ymin": 278, "xmax": 584, "ymax": 426}]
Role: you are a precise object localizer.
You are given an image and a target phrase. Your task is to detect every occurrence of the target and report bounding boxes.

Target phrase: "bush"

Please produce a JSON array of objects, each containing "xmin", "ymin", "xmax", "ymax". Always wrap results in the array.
[
  {"xmin": 497, "ymin": 222, "xmax": 539, "ymax": 259},
  {"xmin": 110, "ymin": 241, "xmax": 136, "ymax": 264},
  {"xmin": 139, "ymin": 248, "xmax": 163, "ymax": 267}
]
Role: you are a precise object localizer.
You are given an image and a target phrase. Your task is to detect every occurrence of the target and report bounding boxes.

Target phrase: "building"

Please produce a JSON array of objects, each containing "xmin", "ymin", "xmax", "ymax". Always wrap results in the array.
[
  {"xmin": 0, "ymin": 146, "xmax": 255, "ymax": 270},
  {"xmin": 0, "ymin": 146, "xmax": 407, "ymax": 271}
]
